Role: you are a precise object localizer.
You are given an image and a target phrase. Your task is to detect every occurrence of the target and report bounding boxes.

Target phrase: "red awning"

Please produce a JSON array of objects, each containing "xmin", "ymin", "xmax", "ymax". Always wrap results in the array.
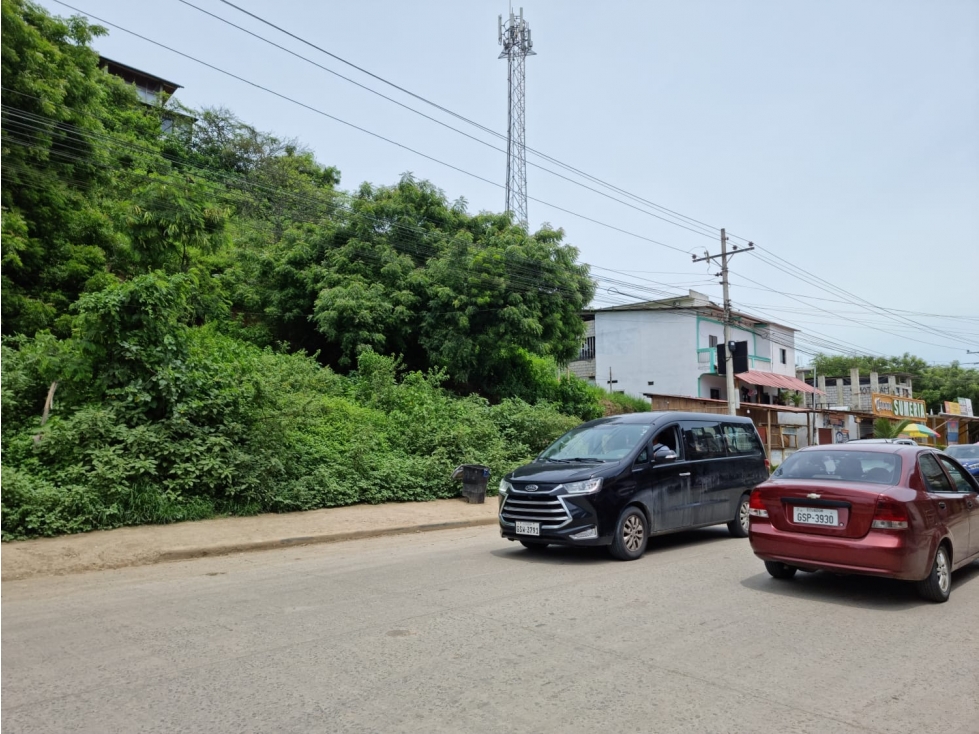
[{"xmin": 735, "ymin": 370, "xmax": 825, "ymax": 395}]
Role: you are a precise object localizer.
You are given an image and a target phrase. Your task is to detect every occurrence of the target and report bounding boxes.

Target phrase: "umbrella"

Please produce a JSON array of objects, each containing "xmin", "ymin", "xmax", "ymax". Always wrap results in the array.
[{"xmin": 900, "ymin": 423, "xmax": 939, "ymax": 439}]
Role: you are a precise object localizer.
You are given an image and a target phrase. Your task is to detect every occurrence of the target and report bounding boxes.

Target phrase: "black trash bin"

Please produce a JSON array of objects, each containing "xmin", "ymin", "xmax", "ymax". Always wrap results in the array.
[{"xmin": 452, "ymin": 464, "xmax": 491, "ymax": 504}]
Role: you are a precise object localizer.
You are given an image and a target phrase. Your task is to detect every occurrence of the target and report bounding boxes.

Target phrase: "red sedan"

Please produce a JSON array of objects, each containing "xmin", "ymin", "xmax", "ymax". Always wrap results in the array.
[{"xmin": 748, "ymin": 444, "xmax": 979, "ymax": 602}]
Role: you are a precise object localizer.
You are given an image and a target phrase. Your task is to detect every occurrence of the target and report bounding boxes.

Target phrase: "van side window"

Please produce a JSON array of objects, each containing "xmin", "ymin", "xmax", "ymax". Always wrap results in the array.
[
  {"xmin": 651, "ymin": 425, "xmax": 679, "ymax": 455},
  {"xmin": 681, "ymin": 422, "xmax": 726, "ymax": 460},
  {"xmin": 722, "ymin": 423, "xmax": 763, "ymax": 456}
]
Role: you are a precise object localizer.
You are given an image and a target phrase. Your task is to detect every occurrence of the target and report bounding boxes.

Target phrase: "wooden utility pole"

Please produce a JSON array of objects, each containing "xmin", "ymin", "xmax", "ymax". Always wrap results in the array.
[{"xmin": 693, "ymin": 229, "xmax": 754, "ymax": 416}]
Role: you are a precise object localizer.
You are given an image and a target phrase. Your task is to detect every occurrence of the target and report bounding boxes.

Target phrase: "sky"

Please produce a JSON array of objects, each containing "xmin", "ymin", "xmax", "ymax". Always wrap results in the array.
[{"xmin": 37, "ymin": 0, "xmax": 979, "ymax": 365}]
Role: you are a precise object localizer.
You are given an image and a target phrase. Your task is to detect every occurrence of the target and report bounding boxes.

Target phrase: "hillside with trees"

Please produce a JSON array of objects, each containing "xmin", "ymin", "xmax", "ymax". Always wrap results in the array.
[{"xmin": 1, "ymin": 0, "xmax": 653, "ymax": 540}]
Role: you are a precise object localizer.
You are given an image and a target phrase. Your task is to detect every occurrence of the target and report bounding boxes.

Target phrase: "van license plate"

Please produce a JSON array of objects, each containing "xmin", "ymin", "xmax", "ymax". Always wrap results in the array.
[
  {"xmin": 793, "ymin": 507, "xmax": 839, "ymax": 526},
  {"xmin": 515, "ymin": 521, "xmax": 540, "ymax": 536}
]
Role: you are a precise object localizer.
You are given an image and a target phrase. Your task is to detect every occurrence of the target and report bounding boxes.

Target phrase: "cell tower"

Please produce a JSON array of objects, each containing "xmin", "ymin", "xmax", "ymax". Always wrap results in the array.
[{"xmin": 498, "ymin": 8, "xmax": 535, "ymax": 228}]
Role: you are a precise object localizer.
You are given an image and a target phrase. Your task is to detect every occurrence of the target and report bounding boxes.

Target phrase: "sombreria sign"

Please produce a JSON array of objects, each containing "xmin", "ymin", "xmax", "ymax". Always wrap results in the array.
[{"xmin": 871, "ymin": 393, "xmax": 927, "ymax": 420}]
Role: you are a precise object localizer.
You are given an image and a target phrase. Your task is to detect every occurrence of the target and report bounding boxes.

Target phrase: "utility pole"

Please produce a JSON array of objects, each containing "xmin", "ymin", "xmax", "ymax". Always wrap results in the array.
[
  {"xmin": 498, "ymin": 8, "xmax": 535, "ymax": 228},
  {"xmin": 693, "ymin": 229, "xmax": 754, "ymax": 415}
]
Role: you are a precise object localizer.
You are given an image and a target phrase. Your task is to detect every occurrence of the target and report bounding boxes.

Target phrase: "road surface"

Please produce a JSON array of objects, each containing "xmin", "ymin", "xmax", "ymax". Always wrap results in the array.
[{"xmin": 3, "ymin": 525, "xmax": 978, "ymax": 733}]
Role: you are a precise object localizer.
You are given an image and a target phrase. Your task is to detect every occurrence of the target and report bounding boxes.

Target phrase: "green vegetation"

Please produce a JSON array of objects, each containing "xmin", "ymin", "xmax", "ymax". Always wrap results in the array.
[
  {"xmin": 1, "ymin": 1, "xmax": 644, "ymax": 540},
  {"xmin": 872, "ymin": 418, "xmax": 912, "ymax": 439}
]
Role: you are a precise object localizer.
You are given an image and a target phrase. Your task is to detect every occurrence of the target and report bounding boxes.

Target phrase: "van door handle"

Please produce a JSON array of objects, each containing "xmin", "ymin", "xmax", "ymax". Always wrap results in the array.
[
  {"xmin": 938, "ymin": 502, "xmax": 946, "ymax": 510},
  {"xmin": 679, "ymin": 472, "xmax": 691, "ymax": 477}
]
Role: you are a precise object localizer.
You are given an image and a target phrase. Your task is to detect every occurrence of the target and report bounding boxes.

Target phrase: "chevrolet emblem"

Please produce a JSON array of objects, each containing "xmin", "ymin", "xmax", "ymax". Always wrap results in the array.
[{"xmin": 807, "ymin": 493, "xmax": 821, "ymax": 499}]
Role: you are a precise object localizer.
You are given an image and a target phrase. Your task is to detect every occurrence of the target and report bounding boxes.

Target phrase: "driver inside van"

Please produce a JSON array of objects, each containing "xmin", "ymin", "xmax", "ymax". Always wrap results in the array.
[{"xmin": 651, "ymin": 428, "xmax": 677, "ymax": 455}]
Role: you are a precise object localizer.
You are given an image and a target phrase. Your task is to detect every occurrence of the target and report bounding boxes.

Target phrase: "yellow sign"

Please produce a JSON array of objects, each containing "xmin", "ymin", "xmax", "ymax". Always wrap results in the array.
[
  {"xmin": 944, "ymin": 401, "xmax": 962, "ymax": 415},
  {"xmin": 872, "ymin": 393, "xmax": 927, "ymax": 420}
]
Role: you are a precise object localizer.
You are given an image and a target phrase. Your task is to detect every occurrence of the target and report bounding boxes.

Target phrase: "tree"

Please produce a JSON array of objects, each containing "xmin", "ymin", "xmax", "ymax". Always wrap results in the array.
[{"xmin": 1, "ymin": 0, "xmax": 169, "ymax": 335}]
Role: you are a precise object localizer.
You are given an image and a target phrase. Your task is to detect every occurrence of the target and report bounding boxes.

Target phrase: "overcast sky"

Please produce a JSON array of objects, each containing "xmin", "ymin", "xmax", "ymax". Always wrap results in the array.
[{"xmin": 39, "ymin": 0, "xmax": 979, "ymax": 364}]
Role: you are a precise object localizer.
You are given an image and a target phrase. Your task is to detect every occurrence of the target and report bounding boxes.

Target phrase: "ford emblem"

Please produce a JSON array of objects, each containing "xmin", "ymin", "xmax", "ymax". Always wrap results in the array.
[{"xmin": 525, "ymin": 484, "xmax": 539, "ymax": 492}]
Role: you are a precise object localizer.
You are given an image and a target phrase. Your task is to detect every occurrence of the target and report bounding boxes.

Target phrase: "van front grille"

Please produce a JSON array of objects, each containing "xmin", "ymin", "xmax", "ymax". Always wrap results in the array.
[{"xmin": 500, "ymin": 494, "xmax": 571, "ymax": 528}]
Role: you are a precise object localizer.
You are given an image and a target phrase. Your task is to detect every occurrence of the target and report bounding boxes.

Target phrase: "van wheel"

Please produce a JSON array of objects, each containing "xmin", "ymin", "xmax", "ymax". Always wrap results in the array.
[
  {"xmin": 765, "ymin": 561, "xmax": 798, "ymax": 580},
  {"xmin": 519, "ymin": 540, "xmax": 549, "ymax": 553},
  {"xmin": 609, "ymin": 507, "xmax": 648, "ymax": 561},
  {"xmin": 915, "ymin": 545, "xmax": 951, "ymax": 603},
  {"xmin": 728, "ymin": 494, "xmax": 750, "ymax": 538}
]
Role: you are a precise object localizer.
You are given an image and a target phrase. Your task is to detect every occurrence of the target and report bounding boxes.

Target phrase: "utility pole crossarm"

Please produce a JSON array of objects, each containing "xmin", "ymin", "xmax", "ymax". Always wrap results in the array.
[{"xmin": 692, "ymin": 230, "xmax": 754, "ymax": 416}]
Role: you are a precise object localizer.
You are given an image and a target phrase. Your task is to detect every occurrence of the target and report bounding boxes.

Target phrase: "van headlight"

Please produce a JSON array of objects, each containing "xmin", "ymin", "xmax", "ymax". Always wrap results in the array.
[
  {"xmin": 499, "ymin": 479, "xmax": 513, "ymax": 496},
  {"xmin": 562, "ymin": 478, "xmax": 603, "ymax": 495}
]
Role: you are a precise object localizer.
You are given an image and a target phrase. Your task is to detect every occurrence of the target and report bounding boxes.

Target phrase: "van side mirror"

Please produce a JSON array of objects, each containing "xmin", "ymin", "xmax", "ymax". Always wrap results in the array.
[{"xmin": 653, "ymin": 446, "xmax": 678, "ymax": 463}]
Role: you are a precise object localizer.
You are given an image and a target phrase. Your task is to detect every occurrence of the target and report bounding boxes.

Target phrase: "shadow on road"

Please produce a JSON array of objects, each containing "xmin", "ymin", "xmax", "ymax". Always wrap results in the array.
[
  {"xmin": 489, "ymin": 526, "xmax": 739, "ymax": 565},
  {"xmin": 740, "ymin": 559, "xmax": 979, "ymax": 610}
]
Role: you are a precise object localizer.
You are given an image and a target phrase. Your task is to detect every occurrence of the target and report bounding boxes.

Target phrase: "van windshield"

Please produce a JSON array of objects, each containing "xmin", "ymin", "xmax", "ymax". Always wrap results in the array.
[{"xmin": 539, "ymin": 422, "xmax": 651, "ymax": 463}]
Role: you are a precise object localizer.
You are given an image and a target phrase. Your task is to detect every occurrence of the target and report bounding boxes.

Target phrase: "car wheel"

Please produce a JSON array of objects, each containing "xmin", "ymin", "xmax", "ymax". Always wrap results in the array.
[
  {"xmin": 764, "ymin": 560, "xmax": 798, "ymax": 580},
  {"xmin": 727, "ymin": 494, "xmax": 750, "ymax": 538},
  {"xmin": 519, "ymin": 540, "xmax": 549, "ymax": 552},
  {"xmin": 609, "ymin": 507, "xmax": 648, "ymax": 561},
  {"xmin": 915, "ymin": 544, "xmax": 952, "ymax": 603}
]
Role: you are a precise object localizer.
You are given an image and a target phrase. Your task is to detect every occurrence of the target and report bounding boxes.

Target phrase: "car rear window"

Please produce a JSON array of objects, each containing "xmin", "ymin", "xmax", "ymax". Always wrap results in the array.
[{"xmin": 774, "ymin": 450, "xmax": 902, "ymax": 485}]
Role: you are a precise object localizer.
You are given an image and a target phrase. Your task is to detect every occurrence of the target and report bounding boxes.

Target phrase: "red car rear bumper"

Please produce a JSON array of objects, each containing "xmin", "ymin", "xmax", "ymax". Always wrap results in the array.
[{"xmin": 749, "ymin": 520, "xmax": 927, "ymax": 581}]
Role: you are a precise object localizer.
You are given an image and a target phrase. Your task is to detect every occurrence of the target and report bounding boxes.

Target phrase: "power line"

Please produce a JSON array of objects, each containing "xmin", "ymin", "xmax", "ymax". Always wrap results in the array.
[
  {"xmin": 207, "ymin": 0, "xmax": 723, "ymax": 240},
  {"xmin": 48, "ymin": 1, "xmax": 698, "ymax": 259}
]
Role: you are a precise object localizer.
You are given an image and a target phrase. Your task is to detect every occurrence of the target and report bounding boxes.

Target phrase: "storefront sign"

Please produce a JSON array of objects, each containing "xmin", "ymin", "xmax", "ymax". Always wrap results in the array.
[
  {"xmin": 871, "ymin": 393, "xmax": 927, "ymax": 420},
  {"xmin": 959, "ymin": 398, "xmax": 974, "ymax": 417},
  {"xmin": 944, "ymin": 401, "xmax": 961, "ymax": 415},
  {"xmin": 947, "ymin": 419, "xmax": 959, "ymax": 443}
]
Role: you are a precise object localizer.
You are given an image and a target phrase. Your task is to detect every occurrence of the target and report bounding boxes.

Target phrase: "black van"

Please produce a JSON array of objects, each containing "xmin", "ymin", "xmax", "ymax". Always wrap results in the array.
[{"xmin": 499, "ymin": 411, "xmax": 770, "ymax": 560}]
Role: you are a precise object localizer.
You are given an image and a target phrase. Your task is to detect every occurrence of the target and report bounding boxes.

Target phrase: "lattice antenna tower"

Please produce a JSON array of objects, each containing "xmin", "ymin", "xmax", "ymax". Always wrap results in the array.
[{"xmin": 498, "ymin": 8, "xmax": 535, "ymax": 229}]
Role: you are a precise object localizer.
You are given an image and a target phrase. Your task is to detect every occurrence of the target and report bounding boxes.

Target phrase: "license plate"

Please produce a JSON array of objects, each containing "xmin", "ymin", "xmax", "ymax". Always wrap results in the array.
[
  {"xmin": 515, "ymin": 521, "xmax": 540, "ymax": 536},
  {"xmin": 793, "ymin": 506, "xmax": 840, "ymax": 527}
]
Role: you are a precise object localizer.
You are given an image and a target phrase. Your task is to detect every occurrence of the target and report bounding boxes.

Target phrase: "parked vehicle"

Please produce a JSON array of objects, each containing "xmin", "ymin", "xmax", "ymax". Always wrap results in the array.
[
  {"xmin": 944, "ymin": 444, "xmax": 979, "ymax": 477},
  {"xmin": 498, "ymin": 412, "xmax": 770, "ymax": 560},
  {"xmin": 748, "ymin": 444, "xmax": 979, "ymax": 602},
  {"xmin": 846, "ymin": 438, "xmax": 917, "ymax": 446}
]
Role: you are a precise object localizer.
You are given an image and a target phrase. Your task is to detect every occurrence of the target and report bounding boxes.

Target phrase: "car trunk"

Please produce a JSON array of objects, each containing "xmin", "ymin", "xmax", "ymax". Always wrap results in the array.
[{"xmin": 758, "ymin": 480, "xmax": 882, "ymax": 539}]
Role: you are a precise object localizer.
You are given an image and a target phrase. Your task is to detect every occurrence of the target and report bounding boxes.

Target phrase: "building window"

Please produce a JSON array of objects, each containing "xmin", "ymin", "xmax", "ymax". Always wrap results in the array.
[
  {"xmin": 780, "ymin": 348, "xmax": 787, "ymax": 365},
  {"xmin": 709, "ymin": 335, "xmax": 718, "ymax": 348},
  {"xmin": 578, "ymin": 336, "xmax": 595, "ymax": 361},
  {"xmin": 710, "ymin": 388, "xmax": 721, "ymax": 400}
]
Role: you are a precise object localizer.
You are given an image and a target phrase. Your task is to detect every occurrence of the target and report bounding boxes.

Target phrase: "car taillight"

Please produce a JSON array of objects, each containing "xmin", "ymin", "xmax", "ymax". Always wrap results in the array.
[
  {"xmin": 748, "ymin": 490, "xmax": 768, "ymax": 518},
  {"xmin": 764, "ymin": 458, "xmax": 770, "ymax": 471},
  {"xmin": 871, "ymin": 497, "xmax": 909, "ymax": 530}
]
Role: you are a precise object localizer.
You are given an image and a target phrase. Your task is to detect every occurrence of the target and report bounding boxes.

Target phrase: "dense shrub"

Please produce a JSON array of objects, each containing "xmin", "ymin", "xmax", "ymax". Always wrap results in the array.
[{"xmin": 1, "ymin": 329, "xmax": 583, "ymax": 539}]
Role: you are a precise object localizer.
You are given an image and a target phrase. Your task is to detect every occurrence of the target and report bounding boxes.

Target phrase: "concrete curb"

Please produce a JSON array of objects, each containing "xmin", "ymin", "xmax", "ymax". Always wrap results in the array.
[
  {"xmin": 2, "ymin": 516, "xmax": 499, "ymax": 581},
  {"xmin": 156, "ymin": 517, "xmax": 500, "ymax": 562}
]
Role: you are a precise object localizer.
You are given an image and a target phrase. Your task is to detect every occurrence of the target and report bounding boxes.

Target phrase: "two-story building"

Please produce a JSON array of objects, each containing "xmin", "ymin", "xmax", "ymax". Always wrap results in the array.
[{"xmin": 569, "ymin": 290, "xmax": 808, "ymax": 404}]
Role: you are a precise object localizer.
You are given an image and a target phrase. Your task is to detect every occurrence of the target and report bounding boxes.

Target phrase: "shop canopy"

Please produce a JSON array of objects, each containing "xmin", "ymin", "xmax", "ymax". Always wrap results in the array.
[{"xmin": 735, "ymin": 370, "xmax": 825, "ymax": 395}]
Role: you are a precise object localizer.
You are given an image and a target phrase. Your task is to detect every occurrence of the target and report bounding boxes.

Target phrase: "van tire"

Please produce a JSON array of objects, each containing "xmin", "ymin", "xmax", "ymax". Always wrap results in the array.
[
  {"xmin": 764, "ymin": 561, "xmax": 798, "ymax": 580},
  {"xmin": 728, "ymin": 494, "xmax": 750, "ymax": 538},
  {"xmin": 609, "ymin": 507, "xmax": 648, "ymax": 561}
]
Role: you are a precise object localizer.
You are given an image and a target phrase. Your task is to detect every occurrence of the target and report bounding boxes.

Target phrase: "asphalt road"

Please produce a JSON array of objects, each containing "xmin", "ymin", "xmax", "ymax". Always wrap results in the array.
[{"xmin": 3, "ymin": 525, "xmax": 979, "ymax": 734}]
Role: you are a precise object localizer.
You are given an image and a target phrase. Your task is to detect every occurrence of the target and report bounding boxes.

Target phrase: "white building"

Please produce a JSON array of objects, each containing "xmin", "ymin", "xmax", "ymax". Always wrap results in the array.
[{"xmin": 569, "ymin": 290, "xmax": 803, "ymax": 404}]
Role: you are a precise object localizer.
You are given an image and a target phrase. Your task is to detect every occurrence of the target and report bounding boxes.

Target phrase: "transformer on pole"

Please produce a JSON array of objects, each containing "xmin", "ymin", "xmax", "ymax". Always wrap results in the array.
[{"xmin": 498, "ymin": 8, "xmax": 535, "ymax": 229}]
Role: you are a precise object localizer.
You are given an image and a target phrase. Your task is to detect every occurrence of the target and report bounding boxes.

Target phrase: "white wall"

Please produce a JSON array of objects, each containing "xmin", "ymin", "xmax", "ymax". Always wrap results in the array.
[
  {"xmin": 594, "ymin": 311, "xmax": 696, "ymax": 399},
  {"xmin": 592, "ymin": 310, "xmax": 799, "ymax": 401},
  {"xmin": 767, "ymin": 326, "xmax": 797, "ymax": 376}
]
